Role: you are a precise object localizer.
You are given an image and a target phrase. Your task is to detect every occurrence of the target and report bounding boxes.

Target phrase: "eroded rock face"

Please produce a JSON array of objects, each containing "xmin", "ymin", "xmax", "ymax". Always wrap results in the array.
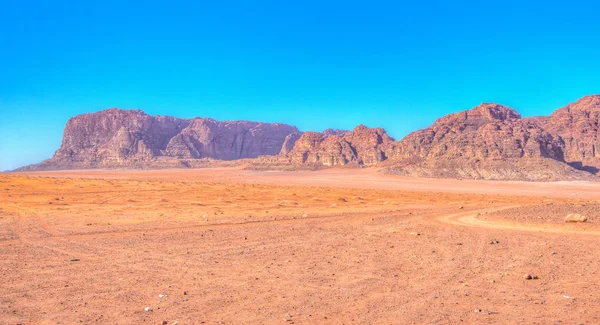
[
  {"xmin": 287, "ymin": 132, "xmax": 357, "ymax": 166},
  {"xmin": 285, "ymin": 125, "xmax": 395, "ymax": 167},
  {"xmin": 279, "ymin": 132, "xmax": 303, "ymax": 155},
  {"xmin": 20, "ymin": 97, "xmax": 600, "ymax": 181},
  {"xmin": 381, "ymin": 103, "xmax": 595, "ymax": 181},
  {"xmin": 49, "ymin": 108, "xmax": 299, "ymax": 167},
  {"xmin": 391, "ymin": 103, "xmax": 565, "ymax": 162},
  {"xmin": 54, "ymin": 109, "xmax": 188, "ymax": 163},
  {"xmin": 532, "ymin": 95, "xmax": 600, "ymax": 173}
]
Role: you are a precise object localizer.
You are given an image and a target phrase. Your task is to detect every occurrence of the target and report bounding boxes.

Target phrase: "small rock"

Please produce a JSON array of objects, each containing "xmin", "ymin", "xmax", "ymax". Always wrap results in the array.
[
  {"xmin": 523, "ymin": 273, "xmax": 538, "ymax": 280},
  {"xmin": 474, "ymin": 308, "xmax": 481, "ymax": 313},
  {"xmin": 565, "ymin": 213, "xmax": 588, "ymax": 223},
  {"xmin": 183, "ymin": 291, "xmax": 188, "ymax": 295},
  {"xmin": 158, "ymin": 294, "xmax": 167, "ymax": 299},
  {"xmin": 409, "ymin": 232, "xmax": 420, "ymax": 236},
  {"xmin": 144, "ymin": 307, "xmax": 153, "ymax": 312},
  {"xmin": 489, "ymin": 239, "xmax": 500, "ymax": 244},
  {"xmin": 459, "ymin": 206, "xmax": 464, "ymax": 209}
]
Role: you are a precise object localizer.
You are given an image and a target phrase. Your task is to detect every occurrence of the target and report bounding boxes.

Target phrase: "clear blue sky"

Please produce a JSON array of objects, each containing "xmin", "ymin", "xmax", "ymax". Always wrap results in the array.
[{"xmin": 2, "ymin": 0, "xmax": 600, "ymax": 171}]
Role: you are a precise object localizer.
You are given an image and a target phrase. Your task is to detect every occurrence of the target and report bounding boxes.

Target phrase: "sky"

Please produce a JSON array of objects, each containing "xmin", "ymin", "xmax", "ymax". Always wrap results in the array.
[{"xmin": 2, "ymin": 0, "xmax": 600, "ymax": 171}]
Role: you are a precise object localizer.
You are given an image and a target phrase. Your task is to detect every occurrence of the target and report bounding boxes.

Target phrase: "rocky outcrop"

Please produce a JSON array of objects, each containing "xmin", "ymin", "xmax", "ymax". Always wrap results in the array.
[
  {"xmin": 163, "ymin": 118, "xmax": 299, "ymax": 160},
  {"xmin": 28, "ymin": 108, "xmax": 299, "ymax": 169},
  {"xmin": 283, "ymin": 125, "xmax": 395, "ymax": 167},
  {"xmin": 19, "ymin": 96, "xmax": 600, "ymax": 181},
  {"xmin": 532, "ymin": 95, "xmax": 600, "ymax": 173},
  {"xmin": 384, "ymin": 103, "xmax": 592, "ymax": 181},
  {"xmin": 279, "ymin": 132, "xmax": 303, "ymax": 155},
  {"xmin": 391, "ymin": 103, "xmax": 565, "ymax": 161}
]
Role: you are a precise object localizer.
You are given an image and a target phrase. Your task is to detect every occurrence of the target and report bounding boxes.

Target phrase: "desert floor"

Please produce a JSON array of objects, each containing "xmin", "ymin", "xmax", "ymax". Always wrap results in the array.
[{"xmin": 2, "ymin": 168, "xmax": 600, "ymax": 324}]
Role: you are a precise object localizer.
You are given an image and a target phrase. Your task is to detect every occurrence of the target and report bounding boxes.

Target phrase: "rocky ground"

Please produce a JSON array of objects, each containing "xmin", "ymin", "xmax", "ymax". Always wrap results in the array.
[
  {"xmin": 2, "ymin": 168, "xmax": 600, "ymax": 324},
  {"xmin": 487, "ymin": 204, "xmax": 600, "ymax": 226}
]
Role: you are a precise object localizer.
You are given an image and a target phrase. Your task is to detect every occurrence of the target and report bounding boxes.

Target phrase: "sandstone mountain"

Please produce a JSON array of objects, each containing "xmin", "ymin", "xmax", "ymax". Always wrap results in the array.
[
  {"xmin": 532, "ymin": 95, "xmax": 600, "ymax": 174},
  {"xmin": 19, "ymin": 96, "xmax": 600, "ymax": 181},
  {"xmin": 24, "ymin": 108, "xmax": 299, "ymax": 170},
  {"xmin": 382, "ymin": 103, "xmax": 590, "ymax": 180},
  {"xmin": 281, "ymin": 125, "xmax": 395, "ymax": 167}
]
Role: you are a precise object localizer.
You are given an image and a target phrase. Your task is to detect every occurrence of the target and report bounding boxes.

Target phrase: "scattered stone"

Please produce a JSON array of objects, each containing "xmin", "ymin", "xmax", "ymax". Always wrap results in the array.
[
  {"xmin": 489, "ymin": 239, "xmax": 500, "ymax": 244},
  {"xmin": 162, "ymin": 321, "xmax": 168, "ymax": 325},
  {"xmin": 474, "ymin": 308, "xmax": 481, "ymax": 313},
  {"xmin": 564, "ymin": 213, "xmax": 588, "ymax": 223},
  {"xmin": 409, "ymin": 232, "xmax": 420, "ymax": 236},
  {"xmin": 523, "ymin": 273, "xmax": 538, "ymax": 280},
  {"xmin": 183, "ymin": 291, "xmax": 188, "ymax": 295}
]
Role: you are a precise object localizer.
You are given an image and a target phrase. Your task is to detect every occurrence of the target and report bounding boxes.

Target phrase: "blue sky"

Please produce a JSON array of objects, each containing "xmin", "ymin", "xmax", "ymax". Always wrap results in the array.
[{"xmin": 1, "ymin": 0, "xmax": 600, "ymax": 170}]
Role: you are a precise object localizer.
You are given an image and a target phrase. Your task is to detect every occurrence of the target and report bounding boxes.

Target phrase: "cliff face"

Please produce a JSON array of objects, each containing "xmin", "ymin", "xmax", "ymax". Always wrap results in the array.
[
  {"xmin": 19, "ymin": 97, "xmax": 600, "ymax": 181},
  {"xmin": 41, "ymin": 108, "xmax": 299, "ymax": 168},
  {"xmin": 532, "ymin": 95, "xmax": 600, "ymax": 173},
  {"xmin": 284, "ymin": 125, "xmax": 395, "ymax": 167},
  {"xmin": 382, "ymin": 103, "xmax": 591, "ymax": 181},
  {"xmin": 392, "ymin": 103, "xmax": 565, "ymax": 162}
]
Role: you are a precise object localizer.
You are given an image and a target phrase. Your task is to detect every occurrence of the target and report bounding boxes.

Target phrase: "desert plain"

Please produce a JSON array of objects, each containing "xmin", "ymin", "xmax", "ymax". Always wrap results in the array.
[{"xmin": 1, "ymin": 168, "xmax": 600, "ymax": 324}]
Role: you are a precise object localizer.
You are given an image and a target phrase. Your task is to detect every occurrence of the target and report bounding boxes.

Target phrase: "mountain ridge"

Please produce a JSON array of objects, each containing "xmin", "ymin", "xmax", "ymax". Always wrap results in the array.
[{"xmin": 18, "ymin": 95, "xmax": 600, "ymax": 181}]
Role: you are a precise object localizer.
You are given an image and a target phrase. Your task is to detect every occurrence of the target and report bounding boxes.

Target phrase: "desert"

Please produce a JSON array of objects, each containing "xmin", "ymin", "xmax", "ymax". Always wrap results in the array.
[
  {"xmin": 4, "ymin": 3, "xmax": 600, "ymax": 323},
  {"xmin": 2, "ymin": 167, "xmax": 600, "ymax": 324}
]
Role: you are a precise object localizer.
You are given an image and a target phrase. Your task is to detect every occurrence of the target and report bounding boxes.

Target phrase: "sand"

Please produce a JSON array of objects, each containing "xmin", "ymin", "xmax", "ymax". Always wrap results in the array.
[{"xmin": 2, "ymin": 168, "xmax": 600, "ymax": 324}]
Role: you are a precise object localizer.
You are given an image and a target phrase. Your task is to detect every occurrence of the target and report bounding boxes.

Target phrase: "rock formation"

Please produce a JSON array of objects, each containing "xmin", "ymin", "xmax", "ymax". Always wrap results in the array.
[
  {"xmin": 384, "ymin": 103, "xmax": 591, "ymax": 181},
  {"xmin": 283, "ymin": 125, "xmax": 395, "ymax": 167},
  {"xmin": 25, "ymin": 108, "xmax": 299, "ymax": 169},
  {"xmin": 532, "ymin": 95, "xmax": 600, "ymax": 174},
  {"xmin": 18, "ymin": 96, "xmax": 600, "ymax": 181},
  {"xmin": 391, "ymin": 103, "xmax": 564, "ymax": 161}
]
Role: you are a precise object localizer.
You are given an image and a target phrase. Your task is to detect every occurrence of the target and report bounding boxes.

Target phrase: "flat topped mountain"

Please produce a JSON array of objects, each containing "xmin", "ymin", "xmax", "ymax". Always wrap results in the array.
[{"xmin": 28, "ymin": 108, "xmax": 299, "ymax": 169}]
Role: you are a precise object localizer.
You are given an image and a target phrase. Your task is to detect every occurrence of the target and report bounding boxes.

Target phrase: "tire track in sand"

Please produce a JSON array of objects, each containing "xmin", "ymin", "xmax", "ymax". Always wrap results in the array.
[{"xmin": 437, "ymin": 206, "xmax": 600, "ymax": 236}]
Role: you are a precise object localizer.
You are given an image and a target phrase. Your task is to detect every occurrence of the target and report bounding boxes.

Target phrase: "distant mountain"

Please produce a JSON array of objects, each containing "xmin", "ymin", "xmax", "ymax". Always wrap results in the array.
[
  {"xmin": 18, "ymin": 96, "xmax": 600, "ymax": 181},
  {"xmin": 20, "ymin": 108, "xmax": 299, "ymax": 170},
  {"xmin": 385, "ymin": 103, "xmax": 589, "ymax": 181}
]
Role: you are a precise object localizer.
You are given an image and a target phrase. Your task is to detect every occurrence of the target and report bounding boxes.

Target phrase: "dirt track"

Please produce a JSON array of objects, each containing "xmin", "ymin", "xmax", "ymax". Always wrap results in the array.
[{"xmin": 2, "ymin": 168, "xmax": 600, "ymax": 324}]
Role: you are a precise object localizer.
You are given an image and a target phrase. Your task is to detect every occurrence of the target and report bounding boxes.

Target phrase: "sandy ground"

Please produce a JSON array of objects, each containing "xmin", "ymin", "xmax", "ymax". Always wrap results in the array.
[{"xmin": 2, "ymin": 168, "xmax": 600, "ymax": 324}]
